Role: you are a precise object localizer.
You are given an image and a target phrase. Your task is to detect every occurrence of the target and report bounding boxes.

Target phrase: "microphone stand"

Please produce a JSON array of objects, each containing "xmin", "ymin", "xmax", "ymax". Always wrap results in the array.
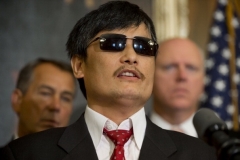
[{"xmin": 204, "ymin": 124, "xmax": 240, "ymax": 160}]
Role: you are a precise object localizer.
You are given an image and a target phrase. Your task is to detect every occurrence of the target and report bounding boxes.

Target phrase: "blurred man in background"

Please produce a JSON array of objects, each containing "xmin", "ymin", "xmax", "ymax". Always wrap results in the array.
[
  {"xmin": 150, "ymin": 38, "xmax": 205, "ymax": 137},
  {"xmin": 11, "ymin": 58, "xmax": 76, "ymax": 138}
]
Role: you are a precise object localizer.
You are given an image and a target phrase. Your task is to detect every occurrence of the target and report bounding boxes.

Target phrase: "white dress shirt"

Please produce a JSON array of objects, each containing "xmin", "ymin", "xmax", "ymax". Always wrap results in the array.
[
  {"xmin": 150, "ymin": 111, "xmax": 198, "ymax": 137},
  {"xmin": 85, "ymin": 106, "xmax": 147, "ymax": 160}
]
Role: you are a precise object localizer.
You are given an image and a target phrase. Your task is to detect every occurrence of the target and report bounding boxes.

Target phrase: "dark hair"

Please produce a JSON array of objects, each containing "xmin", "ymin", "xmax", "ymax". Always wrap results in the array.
[
  {"xmin": 66, "ymin": 1, "xmax": 157, "ymax": 99},
  {"xmin": 16, "ymin": 58, "xmax": 75, "ymax": 95}
]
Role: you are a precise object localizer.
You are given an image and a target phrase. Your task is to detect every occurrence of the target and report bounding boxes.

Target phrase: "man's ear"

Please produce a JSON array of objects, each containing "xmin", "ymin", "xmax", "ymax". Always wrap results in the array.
[
  {"xmin": 11, "ymin": 89, "xmax": 23, "ymax": 115},
  {"xmin": 71, "ymin": 55, "xmax": 85, "ymax": 78}
]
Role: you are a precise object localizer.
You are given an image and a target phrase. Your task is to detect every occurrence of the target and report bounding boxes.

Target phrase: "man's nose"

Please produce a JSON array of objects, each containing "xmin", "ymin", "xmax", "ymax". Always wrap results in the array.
[
  {"xmin": 120, "ymin": 40, "xmax": 138, "ymax": 65},
  {"xmin": 48, "ymin": 96, "xmax": 61, "ymax": 112},
  {"xmin": 177, "ymin": 67, "xmax": 187, "ymax": 81}
]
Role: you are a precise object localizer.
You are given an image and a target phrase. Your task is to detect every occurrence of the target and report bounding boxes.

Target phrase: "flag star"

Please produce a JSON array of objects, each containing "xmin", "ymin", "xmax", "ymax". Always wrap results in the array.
[
  {"xmin": 236, "ymin": 58, "xmax": 240, "ymax": 68},
  {"xmin": 232, "ymin": 17, "xmax": 239, "ymax": 28},
  {"xmin": 226, "ymin": 104, "xmax": 235, "ymax": 115},
  {"xmin": 218, "ymin": 64, "xmax": 229, "ymax": 75},
  {"xmin": 222, "ymin": 48, "xmax": 231, "ymax": 59},
  {"xmin": 233, "ymin": 74, "xmax": 240, "ymax": 84},
  {"xmin": 211, "ymin": 26, "xmax": 221, "ymax": 37},
  {"xmin": 214, "ymin": 10, "xmax": 224, "ymax": 21},
  {"xmin": 214, "ymin": 80, "xmax": 226, "ymax": 91},
  {"xmin": 208, "ymin": 42, "xmax": 218, "ymax": 53},
  {"xmin": 219, "ymin": 0, "xmax": 227, "ymax": 6},
  {"xmin": 205, "ymin": 58, "xmax": 215, "ymax": 69},
  {"xmin": 211, "ymin": 96, "xmax": 223, "ymax": 107},
  {"xmin": 204, "ymin": 76, "xmax": 211, "ymax": 85}
]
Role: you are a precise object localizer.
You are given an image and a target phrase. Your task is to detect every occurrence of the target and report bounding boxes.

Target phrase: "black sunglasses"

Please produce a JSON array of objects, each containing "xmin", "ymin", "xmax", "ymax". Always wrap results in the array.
[{"xmin": 87, "ymin": 34, "xmax": 158, "ymax": 56}]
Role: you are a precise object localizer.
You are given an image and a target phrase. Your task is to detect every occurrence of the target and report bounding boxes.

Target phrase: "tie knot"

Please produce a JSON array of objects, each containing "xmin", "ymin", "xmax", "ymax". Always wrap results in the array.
[{"xmin": 103, "ymin": 128, "xmax": 133, "ymax": 146}]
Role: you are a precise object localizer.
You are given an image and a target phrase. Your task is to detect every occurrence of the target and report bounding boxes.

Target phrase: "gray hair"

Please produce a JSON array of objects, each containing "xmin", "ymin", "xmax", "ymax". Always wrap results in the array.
[{"xmin": 16, "ymin": 58, "xmax": 75, "ymax": 95}]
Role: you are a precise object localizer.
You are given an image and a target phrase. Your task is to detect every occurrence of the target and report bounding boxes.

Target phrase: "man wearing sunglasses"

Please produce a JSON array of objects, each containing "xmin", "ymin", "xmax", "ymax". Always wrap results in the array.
[{"xmin": 1, "ymin": 1, "xmax": 216, "ymax": 160}]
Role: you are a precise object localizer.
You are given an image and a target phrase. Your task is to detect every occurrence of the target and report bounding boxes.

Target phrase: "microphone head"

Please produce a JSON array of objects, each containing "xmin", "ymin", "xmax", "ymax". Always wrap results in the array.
[{"xmin": 193, "ymin": 108, "xmax": 227, "ymax": 138}]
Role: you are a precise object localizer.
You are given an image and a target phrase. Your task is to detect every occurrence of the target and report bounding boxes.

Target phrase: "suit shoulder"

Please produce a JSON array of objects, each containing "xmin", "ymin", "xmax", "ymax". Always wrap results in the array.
[
  {"xmin": 166, "ymin": 130, "xmax": 216, "ymax": 154},
  {"xmin": 3, "ymin": 127, "xmax": 67, "ymax": 160},
  {"xmin": 166, "ymin": 130, "xmax": 207, "ymax": 146},
  {"xmin": 13, "ymin": 127, "xmax": 66, "ymax": 145},
  {"xmin": 148, "ymin": 117, "xmax": 213, "ymax": 150},
  {"xmin": 146, "ymin": 118, "xmax": 217, "ymax": 159}
]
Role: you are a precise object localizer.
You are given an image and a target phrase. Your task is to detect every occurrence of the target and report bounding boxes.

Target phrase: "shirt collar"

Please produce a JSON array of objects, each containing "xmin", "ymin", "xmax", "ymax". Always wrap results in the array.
[
  {"xmin": 179, "ymin": 114, "xmax": 197, "ymax": 137},
  {"xmin": 150, "ymin": 111, "xmax": 197, "ymax": 137},
  {"xmin": 14, "ymin": 133, "xmax": 19, "ymax": 140},
  {"xmin": 129, "ymin": 107, "xmax": 146, "ymax": 149},
  {"xmin": 150, "ymin": 111, "xmax": 172, "ymax": 130},
  {"xmin": 85, "ymin": 105, "xmax": 146, "ymax": 149}
]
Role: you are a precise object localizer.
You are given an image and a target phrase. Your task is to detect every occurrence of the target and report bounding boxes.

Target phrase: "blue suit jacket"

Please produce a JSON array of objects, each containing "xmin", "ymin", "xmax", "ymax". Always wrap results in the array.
[{"xmin": 1, "ymin": 114, "xmax": 217, "ymax": 160}]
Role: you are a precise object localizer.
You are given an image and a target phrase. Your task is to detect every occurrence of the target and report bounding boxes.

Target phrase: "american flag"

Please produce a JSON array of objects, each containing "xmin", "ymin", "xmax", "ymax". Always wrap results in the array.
[{"xmin": 201, "ymin": 0, "xmax": 240, "ymax": 129}]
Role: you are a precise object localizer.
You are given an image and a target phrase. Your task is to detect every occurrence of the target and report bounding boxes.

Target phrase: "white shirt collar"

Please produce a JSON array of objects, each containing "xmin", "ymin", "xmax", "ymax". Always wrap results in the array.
[
  {"xmin": 179, "ymin": 114, "xmax": 197, "ymax": 137},
  {"xmin": 85, "ymin": 105, "xmax": 146, "ymax": 149},
  {"xmin": 150, "ymin": 111, "xmax": 197, "ymax": 137},
  {"xmin": 14, "ymin": 133, "xmax": 19, "ymax": 140}
]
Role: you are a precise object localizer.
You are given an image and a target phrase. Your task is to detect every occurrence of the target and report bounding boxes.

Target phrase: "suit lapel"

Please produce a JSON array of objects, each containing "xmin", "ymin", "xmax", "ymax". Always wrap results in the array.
[
  {"xmin": 57, "ymin": 114, "xmax": 177, "ymax": 159},
  {"xmin": 139, "ymin": 117, "xmax": 177, "ymax": 160},
  {"xmin": 58, "ymin": 113, "xmax": 98, "ymax": 160}
]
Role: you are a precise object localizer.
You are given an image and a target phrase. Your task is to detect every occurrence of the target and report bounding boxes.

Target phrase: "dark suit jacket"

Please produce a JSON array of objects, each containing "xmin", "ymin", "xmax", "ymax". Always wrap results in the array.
[{"xmin": 1, "ymin": 114, "xmax": 217, "ymax": 160}]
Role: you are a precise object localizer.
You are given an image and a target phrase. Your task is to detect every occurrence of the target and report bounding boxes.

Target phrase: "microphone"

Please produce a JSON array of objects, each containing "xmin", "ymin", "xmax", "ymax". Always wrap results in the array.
[{"xmin": 193, "ymin": 108, "xmax": 240, "ymax": 160}]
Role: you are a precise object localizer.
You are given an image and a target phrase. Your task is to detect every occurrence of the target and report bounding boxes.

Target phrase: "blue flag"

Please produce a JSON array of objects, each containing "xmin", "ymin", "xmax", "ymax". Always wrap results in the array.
[{"xmin": 201, "ymin": 0, "xmax": 240, "ymax": 129}]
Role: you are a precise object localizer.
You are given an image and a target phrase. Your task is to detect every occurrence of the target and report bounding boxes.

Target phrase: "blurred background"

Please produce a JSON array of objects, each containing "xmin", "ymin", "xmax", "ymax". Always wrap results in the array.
[{"xmin": 0, "ymin": 0, "xmax": 239, "ymax": 146}]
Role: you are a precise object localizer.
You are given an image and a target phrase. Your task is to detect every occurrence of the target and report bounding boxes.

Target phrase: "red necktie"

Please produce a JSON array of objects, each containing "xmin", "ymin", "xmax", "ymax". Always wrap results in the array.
[{"xmin": 103, "ymin": 128, "xmax": 133, "ymax": 160}]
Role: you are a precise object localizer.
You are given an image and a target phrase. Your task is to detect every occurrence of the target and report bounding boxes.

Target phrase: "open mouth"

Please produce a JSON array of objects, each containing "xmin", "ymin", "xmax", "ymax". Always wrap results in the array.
[{"xmin": 117, "ymin": 70, "xmax": 141, "ymax": 79}]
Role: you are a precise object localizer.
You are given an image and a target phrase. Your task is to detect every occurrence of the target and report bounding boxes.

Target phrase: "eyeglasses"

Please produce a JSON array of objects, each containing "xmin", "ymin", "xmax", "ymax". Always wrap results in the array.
[{"xmin": 87, "ymin": 33, "xmax": 158, "ymax": 56}]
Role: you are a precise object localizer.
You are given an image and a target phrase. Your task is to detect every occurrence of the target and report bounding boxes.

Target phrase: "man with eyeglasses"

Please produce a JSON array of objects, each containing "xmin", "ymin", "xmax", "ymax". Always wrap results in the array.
[{"xmin": 1, "ymin": 1, "xmax": 217, "ymax": 160}]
